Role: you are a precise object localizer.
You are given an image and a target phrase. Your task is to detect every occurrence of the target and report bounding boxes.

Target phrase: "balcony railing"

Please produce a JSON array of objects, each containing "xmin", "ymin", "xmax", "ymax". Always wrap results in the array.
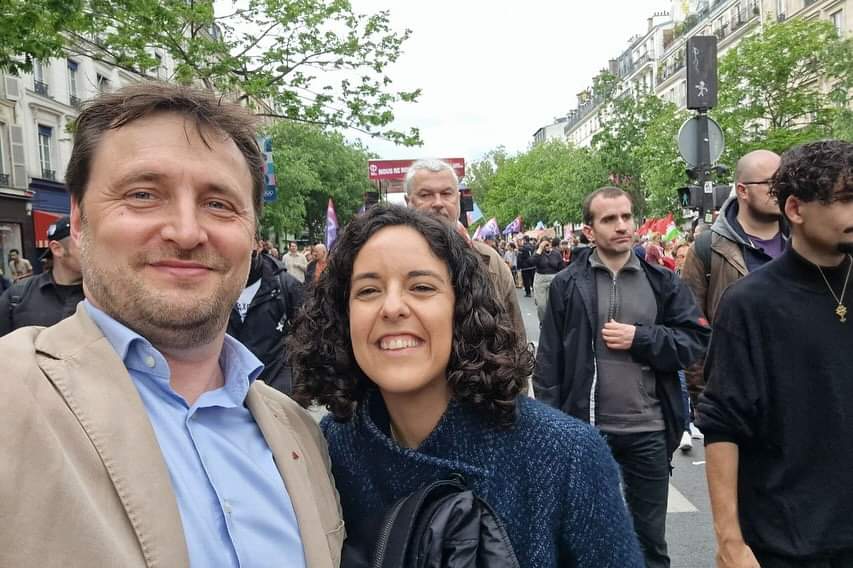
[
  {"xmin": 0, "ymin": 173, "xmax": 10, "ymax": 187},
  {"xmin": 41, "ymin": 168, "xmax": 56, "ymax": 181},
  {"xmin": 33, "ymin": 80, "xmax": 49, "ymax": 97},
  {"xmin": 70, "ymin": 94, "xmax": 81, "ymax": 108}
]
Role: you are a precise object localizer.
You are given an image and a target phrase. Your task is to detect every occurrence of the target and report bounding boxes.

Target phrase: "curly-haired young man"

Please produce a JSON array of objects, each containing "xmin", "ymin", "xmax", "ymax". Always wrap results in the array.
[{"xmin": 698, "ymin": 139, "xmax": 853, "ymax": 568}]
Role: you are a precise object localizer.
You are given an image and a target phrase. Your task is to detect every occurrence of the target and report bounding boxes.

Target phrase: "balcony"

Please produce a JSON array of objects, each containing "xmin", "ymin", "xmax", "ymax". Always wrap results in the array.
[
  {"xmin": 563, "ymin": 95, "xmax": 606, "ymax": 134},
  {"xmin": 69, "ymin": 94, "xmax": 81, "ymax": 108},
  {"xmin": 33, "ymin": 80, "xmax": 49, "ymax": 97},
  {"xmin": 41, "ymin": 168, "xmax": 56, "ymax": 181},
  {"xmin": 0, "ymin": 173, "xmax": 9, "ymax": 187}
]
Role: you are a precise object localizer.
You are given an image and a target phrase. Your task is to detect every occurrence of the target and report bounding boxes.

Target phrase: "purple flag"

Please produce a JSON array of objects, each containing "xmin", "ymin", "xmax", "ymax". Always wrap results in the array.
[{"xmin": 325, "ymin": 198, "xmax": 338, "ymax": 250}]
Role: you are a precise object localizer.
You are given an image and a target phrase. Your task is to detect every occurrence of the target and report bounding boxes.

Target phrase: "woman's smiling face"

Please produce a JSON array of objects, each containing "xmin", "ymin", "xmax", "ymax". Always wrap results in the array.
[{"xmin": 348, "ymin": 225, "xmax": 455, "ymax": 396}]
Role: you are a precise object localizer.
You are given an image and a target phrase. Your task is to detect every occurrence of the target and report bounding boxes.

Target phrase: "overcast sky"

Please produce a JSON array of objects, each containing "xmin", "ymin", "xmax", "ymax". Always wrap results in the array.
[{"xmin": 347, "ymin": 0, "xmax": 672, "ymax": 162}]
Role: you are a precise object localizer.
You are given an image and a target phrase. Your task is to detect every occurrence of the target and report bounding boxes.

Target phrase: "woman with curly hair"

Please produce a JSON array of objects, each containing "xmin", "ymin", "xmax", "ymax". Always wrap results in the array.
[{"xmin": 289, "ymin": 205, "xmax": 642, "ymax": 568}]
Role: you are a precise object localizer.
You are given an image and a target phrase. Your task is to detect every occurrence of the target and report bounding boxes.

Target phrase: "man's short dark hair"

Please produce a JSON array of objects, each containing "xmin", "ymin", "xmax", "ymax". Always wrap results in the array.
[
  {"xmin": 582, "ymin": 186, "xmax": 633, "ymax": 225},
  {"xmin": 9, "ymin": 249, "xmax": 19, "ymax": 255},
  {"xmin": 66, "ymin": 82, "xmax": 265, "ymax": 217},
  {"xmin": 771, "ymin": 140, "xmax": 853, "ymax": 218}
]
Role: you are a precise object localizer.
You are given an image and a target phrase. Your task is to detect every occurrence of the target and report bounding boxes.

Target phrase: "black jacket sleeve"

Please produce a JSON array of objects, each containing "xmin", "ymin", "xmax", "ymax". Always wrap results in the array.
[
  {"xmin": 0, "ymin": 288, "xmax": 12, "ymax": 337},
  {"xmin": 533, "ymin": 276, "xmax": 567, "ymax": 408},
  {"xmin": 629, "ymin": 270, "xmax": 711, "ymax": 372},
  {"xmin": 695, "ymin": 288, "xmax": 764, "ymax": 445}
]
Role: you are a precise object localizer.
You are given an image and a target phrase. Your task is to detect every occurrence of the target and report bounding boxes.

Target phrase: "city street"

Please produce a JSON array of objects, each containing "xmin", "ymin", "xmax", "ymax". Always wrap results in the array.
[{"xmin": 518, "ymin": 290, "xmax": 715, "ymax": 567}]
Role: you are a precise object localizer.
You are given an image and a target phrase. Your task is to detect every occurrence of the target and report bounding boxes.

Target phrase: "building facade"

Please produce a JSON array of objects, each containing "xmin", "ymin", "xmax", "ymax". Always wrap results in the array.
[{"xmin": 540, "ymin": 0, "xmax": 850, "ymax": 149}]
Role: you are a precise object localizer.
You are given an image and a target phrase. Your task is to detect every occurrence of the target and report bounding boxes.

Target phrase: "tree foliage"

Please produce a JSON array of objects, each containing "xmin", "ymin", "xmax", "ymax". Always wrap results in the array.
[
  {"xmin": 0, "ymin": 0, "xmax": 422, "ymax": 145},
  {"xmin": 261, "ymin": 120, "xmax": 375, "ymax": 242},
  {"xmin": 592, "ymin": 81, "xmax": 688, "ymax": 216},
  {"xmin": 476, "ymin": 140, "xmax": 608, "ymax": 226},
  {"xmin": 716, "ymin": 18, "xmax": 853, "ymax": 162}
]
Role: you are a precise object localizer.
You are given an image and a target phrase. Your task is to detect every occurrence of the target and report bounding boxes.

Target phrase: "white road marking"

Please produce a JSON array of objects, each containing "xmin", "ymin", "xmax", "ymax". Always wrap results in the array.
[
  {"xmin": 667, "ymin": 483, "xmax": 699, "ymax": 513},
  {"xmin": 692, "ymin": 461, "xmax": 706, "ymax": 466}
]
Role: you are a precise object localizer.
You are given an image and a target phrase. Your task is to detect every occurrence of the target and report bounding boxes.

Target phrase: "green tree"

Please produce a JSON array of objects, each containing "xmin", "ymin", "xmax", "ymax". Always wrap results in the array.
[
  {"xmin": 593, "ymin": 90, "xmax": 683, "ymax": 216},
  {"xmin": 465, "ymin": 146, "xmax": 508, "ymax": 204},
  {"xmin": 636, "ymin": 103, "xmax": 691, "ymax": 216},
  {"xmin": 480, "ymin": 140, "xmax": 609, "ymax": 227},
  {"xmin": 716, "ymin": 18, "xmax": 853, "ymax": 162},
  {"xmin": 0, "ymin": 0, "xmax": 421, "ymax": 145},
  {"xmin": 262, "ymin": 120, "xmax": 375, "ymax": 242}
]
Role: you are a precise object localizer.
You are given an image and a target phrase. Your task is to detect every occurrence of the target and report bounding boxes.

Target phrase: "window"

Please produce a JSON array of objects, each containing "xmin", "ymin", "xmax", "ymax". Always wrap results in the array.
[
  {"xmin": 38, "ymin": 125, "xmax": 53, "ymax": 179},
  {"xmin": 830, "ymin": 10, "xmax": 844, "ymax": 36},
  {"xmin": 96, "ymin": 73, "xmax": 110, "ymax": 93},
  {"xmin": 0, "ymin": 123, "xmax": 7, "ymax": 186},
  {"xmin": 154, "ymin": 53, "xmax": 163, "ymax": 79},
  {"xmin": 67, "ymin": 60, "xmax": 79, "ymax": 105},
  {"xmin": 33, "ymin": 61, "xmax": 48, "ymax": 96}
]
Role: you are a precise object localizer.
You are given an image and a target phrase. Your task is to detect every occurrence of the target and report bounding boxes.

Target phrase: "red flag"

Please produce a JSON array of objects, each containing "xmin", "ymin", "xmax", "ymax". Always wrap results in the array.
[{"xmin": 652, "ymin": 213, "xmax": 673, "ymax": 235}]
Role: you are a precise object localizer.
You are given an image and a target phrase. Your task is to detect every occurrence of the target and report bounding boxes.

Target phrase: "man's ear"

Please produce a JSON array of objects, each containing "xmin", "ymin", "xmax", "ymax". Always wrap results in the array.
[
  {"xmin": 70, "ymin": 199, "xmax": 83, "ymax": 246},
  {"xmin": 582, "ymin": 224, "xmax": 595, "ymax": 243},
  {"xmin": 48, "ymin": 240, "xmax": 64, "ymax": 259},
  {"xmin": 784, "ymin": 195, "xmax": 804, "ymax": 227}
]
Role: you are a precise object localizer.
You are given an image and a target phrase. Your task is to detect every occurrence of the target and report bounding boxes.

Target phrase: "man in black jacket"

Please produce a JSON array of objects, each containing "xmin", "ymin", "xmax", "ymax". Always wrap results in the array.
[
  {"xmin": 227, "ymin": 249, "xmax": 303, "ymax": 394},
  {"xmin": 697, "ymin": 140, "xmax": 853, "ymax": 568},
  {"xmin": 0, "ymin": 216, "xmax": 84, "ymax": 336},
  {"xmin": 516, "ymin": 236, "xmax": 535, "ymax": 297},
  {"xmin": 534, "ymin": 187, "xmax": 710, "ymax": 568}
]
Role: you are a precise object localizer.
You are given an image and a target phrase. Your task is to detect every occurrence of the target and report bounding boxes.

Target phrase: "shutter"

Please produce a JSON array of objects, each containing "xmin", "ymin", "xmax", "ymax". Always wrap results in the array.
[
  {"xmin": 9, "ymin": 125, "xmax": 27, "ymax": 188},
  {"xmin": 4, "ymin": 76, "xmax": 20, "ymax": 101}
]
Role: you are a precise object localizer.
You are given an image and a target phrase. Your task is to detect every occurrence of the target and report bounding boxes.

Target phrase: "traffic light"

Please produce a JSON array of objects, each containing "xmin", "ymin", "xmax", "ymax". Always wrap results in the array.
[{"xmin": 686, "ymin": 36, "xmax": 718, "ymax": 110}]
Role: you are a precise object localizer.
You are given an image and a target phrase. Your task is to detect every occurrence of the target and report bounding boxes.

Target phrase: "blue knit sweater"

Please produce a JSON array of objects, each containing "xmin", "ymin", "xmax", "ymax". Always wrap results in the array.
[{"xmin": 321, "ymin": 393, "xmax": 643, "ymax": 567}]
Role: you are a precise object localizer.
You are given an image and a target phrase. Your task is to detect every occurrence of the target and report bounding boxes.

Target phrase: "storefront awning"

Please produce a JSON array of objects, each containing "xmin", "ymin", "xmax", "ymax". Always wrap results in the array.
[{"xmin": 33, "ymin": 210, "xmax": 63, "ymax": 248}]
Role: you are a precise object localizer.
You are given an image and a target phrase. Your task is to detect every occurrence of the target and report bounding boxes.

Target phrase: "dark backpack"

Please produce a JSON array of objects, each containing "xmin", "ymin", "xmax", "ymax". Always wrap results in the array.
[
  {"xmin": 693, "ymin": 230, "xmax": 713, "ymax": 281},
  {"xmin": 367, "ymin": 475, "xmax": 520, "ymax": 568}
]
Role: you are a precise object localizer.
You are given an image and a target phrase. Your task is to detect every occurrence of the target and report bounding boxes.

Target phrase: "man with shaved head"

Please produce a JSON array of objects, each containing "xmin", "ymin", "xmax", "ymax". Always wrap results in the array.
[{"xmin": 680, "ymin": 149, "xmax": 785, "ymax": 408}]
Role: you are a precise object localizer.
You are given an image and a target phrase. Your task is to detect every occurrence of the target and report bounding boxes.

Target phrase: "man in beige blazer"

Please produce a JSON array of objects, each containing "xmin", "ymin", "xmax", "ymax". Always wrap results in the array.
[{"xmin": 0, "ymin": 83, "xmax": 343, "ymax": 567}]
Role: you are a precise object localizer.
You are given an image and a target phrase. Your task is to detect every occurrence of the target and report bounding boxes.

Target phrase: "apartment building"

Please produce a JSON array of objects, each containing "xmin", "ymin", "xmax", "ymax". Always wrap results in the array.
[{"xmin": 539, "ymin": 0, "xmax": 850, "ymax": 149}]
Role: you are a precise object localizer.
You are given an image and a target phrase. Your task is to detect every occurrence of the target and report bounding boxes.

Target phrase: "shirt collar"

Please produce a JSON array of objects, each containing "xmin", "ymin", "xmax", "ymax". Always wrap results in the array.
[
  {"xmin": 83, "ymin": 300, "xmax": 263, "ymax": 406},
  {"xmin": 588, "ymin": 247, "xmax": 642, "ymax": 275}
]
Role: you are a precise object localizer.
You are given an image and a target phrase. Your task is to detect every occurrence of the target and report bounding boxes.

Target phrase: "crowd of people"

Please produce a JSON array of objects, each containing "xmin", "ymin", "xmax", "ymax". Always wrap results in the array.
[{"xmin": 1, "ymin": 81, "xmax": 851, "ymax": 568}]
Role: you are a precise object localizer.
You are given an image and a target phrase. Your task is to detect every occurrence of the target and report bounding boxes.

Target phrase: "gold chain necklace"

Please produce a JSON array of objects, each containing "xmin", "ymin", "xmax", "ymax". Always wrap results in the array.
[{"xmin": 816, "ymin": 255, "xmax": 852, "ymax": 323}]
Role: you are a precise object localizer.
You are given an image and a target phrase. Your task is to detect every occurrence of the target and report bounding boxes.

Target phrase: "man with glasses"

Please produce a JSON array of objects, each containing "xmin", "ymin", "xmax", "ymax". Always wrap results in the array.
[{"xmin": 680, "ymin": 149, "xmax": 785, "ymax": 408}]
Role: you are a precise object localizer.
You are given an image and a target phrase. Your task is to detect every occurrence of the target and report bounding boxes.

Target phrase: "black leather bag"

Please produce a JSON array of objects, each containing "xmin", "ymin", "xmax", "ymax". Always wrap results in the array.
[{"xmin": 365, "ymin": 475, "xmax": 521, "ymax": 568}]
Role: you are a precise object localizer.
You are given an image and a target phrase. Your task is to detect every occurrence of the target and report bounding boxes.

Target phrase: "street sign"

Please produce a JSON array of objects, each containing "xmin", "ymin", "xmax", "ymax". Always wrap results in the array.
[
  {"xmin": 263, "ymin": 186, "xmax": 277, "ymax": 203},
  {"xmin": 677, "ymin": 116, "xmax": 725, "ymax": 167},
  {"xmin": 368, "ymin": 158, "xmax": 465, "ymax": 181}
]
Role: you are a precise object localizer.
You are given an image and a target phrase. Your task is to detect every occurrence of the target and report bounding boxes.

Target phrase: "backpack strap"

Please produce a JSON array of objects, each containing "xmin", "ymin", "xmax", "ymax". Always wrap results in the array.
[{"xmin": 694, "ymin": 230, "xmax": 713, "ymax": 281}]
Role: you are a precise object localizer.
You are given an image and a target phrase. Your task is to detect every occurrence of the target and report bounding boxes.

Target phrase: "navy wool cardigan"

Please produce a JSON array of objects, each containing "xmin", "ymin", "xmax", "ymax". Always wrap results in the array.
[{"xmin": 321, "ymin": 392, "xmax": 643, "ymax": 568}]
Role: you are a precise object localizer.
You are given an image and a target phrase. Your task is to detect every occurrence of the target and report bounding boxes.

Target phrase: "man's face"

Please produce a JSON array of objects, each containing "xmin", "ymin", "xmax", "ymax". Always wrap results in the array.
[
  {"xmin": 70, "ymin": 112, "xmax": 256, "ymax": 350},
  {"xmin": 675, "ymin": 245, "xmax": 689, "ymax": 270},
  {"xmin": 406, "ymin": 169, "xmax": 460, "ymax": 225},
  {"xmin": 738, "ymin": 154, "xmax": 782, "ymax": 221},
  {"xmin": 289, "ymin": 242, "xmax": 298, "ymax": 254},
  {"xmin": 789, "ymin": 183, "xmax": 853, "ymax": 257},
  {"xmin": 9, "ymin": 251, "xmax": 18, "ymax": 261},
  {"xmin": 583, "ymin": 195, "xmax": 635, "ymax": 256},
  {"xmin": 314, "ymin": 244, "xmax": 327, "ymax": 261},
  {"xmin": 53, "ymin": 238, "xmax": 82, "ymax": 276}
]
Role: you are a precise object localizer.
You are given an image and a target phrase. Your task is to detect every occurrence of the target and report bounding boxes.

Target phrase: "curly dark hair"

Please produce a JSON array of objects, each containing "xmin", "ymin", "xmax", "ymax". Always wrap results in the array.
[
  {"xmin": 771, "ymin": 140, "xmax": 853, "ymax": 218},
  {"xmin": 288, "ymin": 204, "xmax": 533, "ymax": 428}
]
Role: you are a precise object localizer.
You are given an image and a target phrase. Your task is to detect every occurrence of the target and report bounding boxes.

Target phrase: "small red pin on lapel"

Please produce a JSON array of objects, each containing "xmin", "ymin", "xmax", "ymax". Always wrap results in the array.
[{"xmin": 292, "ymin": 451, "xmax": 300, "ymax": 460}]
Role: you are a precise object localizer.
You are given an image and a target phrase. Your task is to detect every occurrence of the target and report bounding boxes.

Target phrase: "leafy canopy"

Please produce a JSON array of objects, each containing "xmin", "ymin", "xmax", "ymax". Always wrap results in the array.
[{"xmin": 0, "ymin": 0, "xmax": 422, "ymax": 145}]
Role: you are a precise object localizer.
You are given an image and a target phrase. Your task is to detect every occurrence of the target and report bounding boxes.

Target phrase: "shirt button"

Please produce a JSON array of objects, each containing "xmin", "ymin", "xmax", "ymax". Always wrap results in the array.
[
  {"xmin": 144, "ymin": 355, "xmax": 156, "ymax": 368},
  {"xmin": 223, "ymin": 500, "xmax": 233, "ymax": 514}
]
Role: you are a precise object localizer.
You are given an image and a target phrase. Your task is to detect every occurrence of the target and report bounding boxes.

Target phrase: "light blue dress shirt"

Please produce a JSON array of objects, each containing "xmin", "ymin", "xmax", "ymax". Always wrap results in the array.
[{"xmin": 84, "ymin": 301, "xmax": 306, "ymax": 568}]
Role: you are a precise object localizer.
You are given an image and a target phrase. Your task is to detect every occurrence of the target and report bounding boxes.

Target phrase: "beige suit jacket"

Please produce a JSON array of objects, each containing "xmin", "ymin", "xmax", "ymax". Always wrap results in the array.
[{"xmin": 0, "ymin": 306, "xmax": 343, "ymax": 567}]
